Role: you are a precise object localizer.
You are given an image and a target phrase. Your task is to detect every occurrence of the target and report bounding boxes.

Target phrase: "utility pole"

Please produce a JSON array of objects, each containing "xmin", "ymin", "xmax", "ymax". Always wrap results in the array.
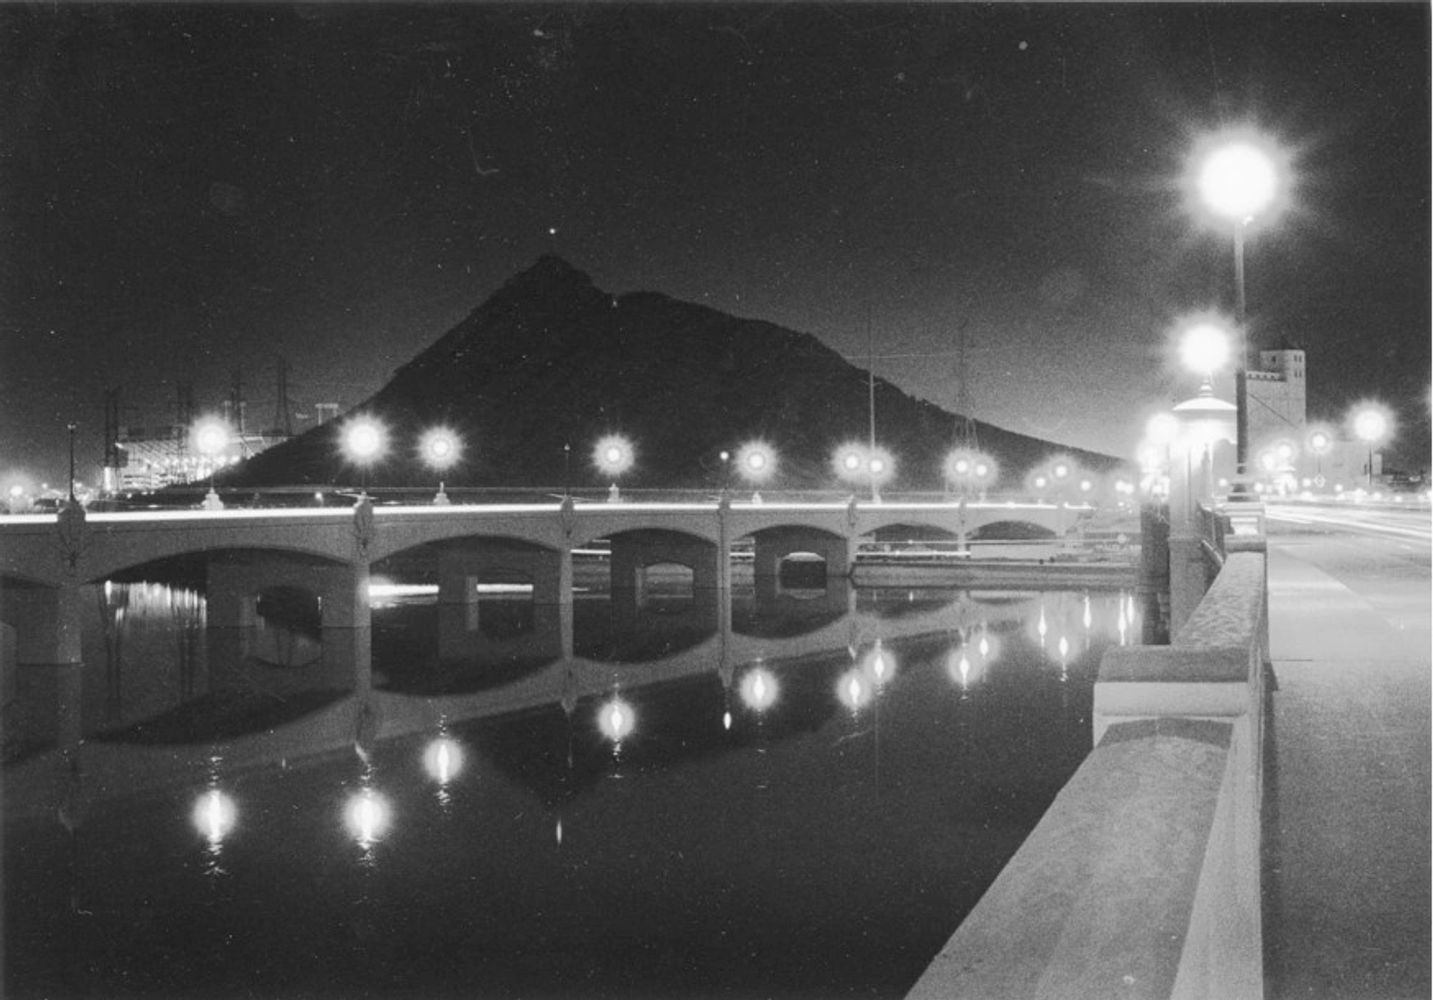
[
  {"xmin": 102, "ymin": 387, "xmax": 122, "ymax": 495},
  {"xmin": 272, "ymin": 355, "xmax": 292, "ymax": 437}
]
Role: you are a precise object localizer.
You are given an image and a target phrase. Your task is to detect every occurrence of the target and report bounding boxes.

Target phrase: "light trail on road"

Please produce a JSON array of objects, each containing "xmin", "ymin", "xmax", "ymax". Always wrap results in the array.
[{"xmin": 1266, "ymin": 501, "xmax": 1432, "ymax": 547}]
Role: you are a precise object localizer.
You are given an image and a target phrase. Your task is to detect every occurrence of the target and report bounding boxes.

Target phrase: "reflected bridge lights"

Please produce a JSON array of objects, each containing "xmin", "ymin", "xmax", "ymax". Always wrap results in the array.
[
  {"xmin": 598, "ymin": 695, "xmax": 636, "ymax": 751},
  {"xmin": 423, "ymin": 735, "xmax": 466, "ymax": 788},
  {"xmin": 344, "ymin": 786, "xmax": 393, "ymax": 849},
  {"xmin": 192, "ymin": 787, "xmax": 238, "ymax": 849},
  {"xmin": 738, "ymin": 666, "xmax": 780, "ymax": 714},
  {"xmin": 836, "ymin": 669, "xmax": 873, "ymax": 713}
]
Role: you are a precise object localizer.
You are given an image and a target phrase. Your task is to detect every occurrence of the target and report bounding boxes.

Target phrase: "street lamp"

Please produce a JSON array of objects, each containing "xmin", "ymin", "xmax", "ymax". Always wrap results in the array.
[
  {"xmin": 734, "ymin": 441, "xmax": 777, "ymax": 502},
  {"xmin": 192, "ymin": 417, "xmax": 233, "ymax": 510},
  {"xmin": 1350, "ymin": 405, "xmax": 1393, "ymax": 490},
  {"xmin": 419, "ymin": 426, "xmax": 462, "ymax": 505},
  {"xmin": 1177, "ymin": 319, "xmax": 1232, "ymax": 387},
  {"xmin": 66, "ymin": 422, "xmax": 78, "ymax": 506},
  {"xmin": 341, "ymin": 416, "xmax": 388, "ymax": 496},
  {"xmin": 832, "ymin": 442, "xmax": 892, "ymax": 501},
  {"xmin": 593, "ymin": 434, "xmax": 635, "ymax": 501},
  {"xmin": 943, "ymin": 448, "xmax": 997, "ymax": 498},
  {"xmin": 1307, "ymin": 426, "xmax": 1333, "ymax": 489},
  {"xmin": 1187, "ymin": 126, "xmax": 1289, "ymax": 493}
]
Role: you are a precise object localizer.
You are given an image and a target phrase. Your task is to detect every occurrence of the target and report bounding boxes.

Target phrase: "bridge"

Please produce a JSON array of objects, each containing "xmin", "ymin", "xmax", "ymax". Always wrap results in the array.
[{"xmin": 0, "ymin": 495, "xmax": 1088, "ymax": 674}]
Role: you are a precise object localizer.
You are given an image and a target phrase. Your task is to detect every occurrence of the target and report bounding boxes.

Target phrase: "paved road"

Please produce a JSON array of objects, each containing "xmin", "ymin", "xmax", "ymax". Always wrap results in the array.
[{"xmin": 1263, "ymin": 502, "xmax": 1431, "ymax": 1000}]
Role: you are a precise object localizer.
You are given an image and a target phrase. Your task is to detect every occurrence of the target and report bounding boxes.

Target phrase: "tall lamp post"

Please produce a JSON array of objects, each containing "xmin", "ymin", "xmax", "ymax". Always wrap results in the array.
[
  {"xmin": 66, "ymin": 422, "xmax": 78, "ymax": 506},
  {"xmin": 1307, "ymin": 427, "xmax": 1332, "ymax": 489},
  {"xmin": 1190, "ymin": 130, "xmax": 1285, "ymax": 495},
  {"xmin": 192, "ymin": 417, "xmax": 233, "ymax": 510},
  {"xmin": 1351, "ymin": 406, "xmax": 1392, "ymax": 490}
]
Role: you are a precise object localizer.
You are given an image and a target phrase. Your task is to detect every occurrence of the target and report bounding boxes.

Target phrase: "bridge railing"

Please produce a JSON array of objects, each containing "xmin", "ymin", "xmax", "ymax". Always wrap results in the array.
[
  {"xmin": 58, "ymin": 486, "xmax": 1122, "ymax": 513},
  {"xmin": 908, "ymin": 541, "xmax": 1268, "ymax": 999}
]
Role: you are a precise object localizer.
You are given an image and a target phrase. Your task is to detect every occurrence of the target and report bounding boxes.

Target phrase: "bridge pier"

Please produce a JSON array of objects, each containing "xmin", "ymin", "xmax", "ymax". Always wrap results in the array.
[
  {"xmin": 751, "ymin": 530, "xmax": 852, "ymax": 585},
  {"xmin": 610, "ymin": 533, "xmax": 722, "ymax": 600},
  {"xmin": 436, "ymin": 543, "xmax": 571, "ymax": 664},
  {"xmin": 206, "ymin": 556, "xmax": 371, "ymax": 693}
]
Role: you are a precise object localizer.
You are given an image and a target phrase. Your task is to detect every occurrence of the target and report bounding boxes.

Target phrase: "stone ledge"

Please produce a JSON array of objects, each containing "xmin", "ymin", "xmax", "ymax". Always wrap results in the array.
[
  {"xmin": 1100, "ymin": 645, "xmax": 1248, "ymax": 683},
  {"xmin": 907, "ymin": 721, "xmax": 1232, "ymax": 1000}
]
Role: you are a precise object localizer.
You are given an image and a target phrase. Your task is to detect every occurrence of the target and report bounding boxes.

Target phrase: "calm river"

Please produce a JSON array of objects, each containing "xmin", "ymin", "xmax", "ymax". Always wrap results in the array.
[{"xmin": 4, "ymin": 570, "xmax": 1145, "ymax": 999}]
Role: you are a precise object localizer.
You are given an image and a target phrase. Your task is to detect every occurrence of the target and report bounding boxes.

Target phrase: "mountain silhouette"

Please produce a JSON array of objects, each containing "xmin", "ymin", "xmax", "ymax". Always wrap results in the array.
[{"xmin": 222, "ymin": 256, "xmax": 1122, "ymax": 492}]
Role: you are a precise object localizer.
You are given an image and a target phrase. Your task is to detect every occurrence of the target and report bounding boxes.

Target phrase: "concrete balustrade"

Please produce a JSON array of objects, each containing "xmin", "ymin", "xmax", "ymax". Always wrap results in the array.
[{"xmin": 909, "ymin": 547, "xmax": 1268, "ymax": 1000}]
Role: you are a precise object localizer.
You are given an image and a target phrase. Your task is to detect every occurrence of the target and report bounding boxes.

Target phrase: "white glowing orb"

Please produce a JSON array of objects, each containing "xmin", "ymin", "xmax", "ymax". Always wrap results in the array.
[
  {"xmin": 1351, "ymin": 407, "xmax": 1391, "ymax": 445},
  {"xmin": 8, "ymin": 484, "xmax": 23, "ymax": 499},
  {"xmin": 342, "ymin": 417, "xmax": 388, "ymax": 464},
  {"xmin": 1179, "ymin": 322, "xmax": 1231, "ymax": 376},
  {"xmin": 736, "ymin": 441, "xmax": 777, "ymax": 484},
  {"xmin": 1058, "ymin": 636, "xmax": 1070, "ymax": 660},
  {"xmin": 192, "ymin": 788, "xmax": 237, "ymax": 845},
  {"xmin": 598, "ymin": 697, "xmax": 636, "ymax": 743},
  {"xmin": 833, "ymin": 443, "xmax": 867, "ymax": 481},
  {"xmin": 592, "ymin": 434, "xmax": 635, "ymax": 477},
  {"xmin": 1052, "ymin": 462, "xmax": 1070, "ymax": 480},
  {"xmin": 837, "ymin": 669, "xmax": 872, "ymax": 711},
  {"xmin": 1308, "ymin": 429, "xmax": 1332, "ymax": 454},
  {"xmin": 1198, "ymin": 140, "xmax": 1279, "ymax": 221},
  {"xmin": 192, "ymin": 419, "xmax": 231, "ymax": 457},
  {"xmin": 739, "ymin": 667, "xmax": 780, "ymax": 712},
  {"xmin": 420, "ymin": 427, "xmax": 463, "ymax": 471},
  {"xmin": 423, "ymin": 736, "xmax": 465, "ymax": 785},
  {"xmin": 345, "ymin": 788, "xmax": 392, "ymax": 846}
]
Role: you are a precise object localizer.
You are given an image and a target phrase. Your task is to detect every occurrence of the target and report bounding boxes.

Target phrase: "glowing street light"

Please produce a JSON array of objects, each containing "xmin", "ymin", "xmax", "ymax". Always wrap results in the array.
[
  {"xmin": 191, "ymin": 417, "xmax": 232, "ymax": 510},
  {"xmin": 1187, "ymin": 126, "xmax": 1290, "ymax": 492},
  {"xmin": 1178, "ymin": 319, "xmax": 1232, "ymax": 386},
  {"xmin": 832, "ymin": 441, "xmax": 894, "ymax": 502},
  {"xmin": 419, "ymin": 426, "xmax": 463, "ymax": 505},
  {"xmin": 1350, "ymin": 404, "xmax": 1393, "ymax": 489},
  {"xmin": 944, "ymin": 448, "xmax": 998, "ymax": 497},
  {"xmin": 341, "ymin": 416, "xmax": 388, "ymax": 495},
  {"xmin": 734, "ymin": 441, "xmax": 777, "ymax": 502},
  {"xmin": 593, "ymin": 434, "xmax": 635, "ymax": 502},
  {"xmin": 1307, "ymin": 425, "xmax": 1333, "ymax": 487}
]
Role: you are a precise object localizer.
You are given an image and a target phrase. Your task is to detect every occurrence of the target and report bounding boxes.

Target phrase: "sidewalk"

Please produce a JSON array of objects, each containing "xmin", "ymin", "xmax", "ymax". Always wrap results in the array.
[{"xmin": 1264, "ymin": 543, "xmax": 1431, "ymax": 999}]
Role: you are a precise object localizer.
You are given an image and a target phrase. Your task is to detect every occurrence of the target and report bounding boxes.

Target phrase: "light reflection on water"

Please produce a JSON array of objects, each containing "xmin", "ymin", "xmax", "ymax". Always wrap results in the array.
[{"xmin": 5, "ymin": 577, "xmax": 1147, "ymax": 999}]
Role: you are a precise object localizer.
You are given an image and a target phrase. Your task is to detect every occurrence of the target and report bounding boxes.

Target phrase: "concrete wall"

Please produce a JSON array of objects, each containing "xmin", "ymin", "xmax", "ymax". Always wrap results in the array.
[{"xmin": 908, "ymin": 548, "xmax": 1267, "ymax": 1000}]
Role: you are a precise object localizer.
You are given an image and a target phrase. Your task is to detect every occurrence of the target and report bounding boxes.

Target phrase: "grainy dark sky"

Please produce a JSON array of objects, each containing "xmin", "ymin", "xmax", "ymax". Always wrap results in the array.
[{"xmin": 3, "ymin": 2, "xmax": 1428, "ymax": 487}]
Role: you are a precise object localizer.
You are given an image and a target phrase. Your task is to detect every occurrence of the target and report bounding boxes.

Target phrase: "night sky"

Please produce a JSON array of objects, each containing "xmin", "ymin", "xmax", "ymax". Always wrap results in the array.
[{"xmin": 3, "ymin": 2, "xmax": 1429, "ymax": 488}]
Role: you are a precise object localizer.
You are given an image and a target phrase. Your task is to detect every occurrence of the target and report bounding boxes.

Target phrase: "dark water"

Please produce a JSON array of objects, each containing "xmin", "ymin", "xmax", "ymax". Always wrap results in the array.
[{"xmin": 4, "ymin": 579, "xmax": 1142, "ymax": 999}]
